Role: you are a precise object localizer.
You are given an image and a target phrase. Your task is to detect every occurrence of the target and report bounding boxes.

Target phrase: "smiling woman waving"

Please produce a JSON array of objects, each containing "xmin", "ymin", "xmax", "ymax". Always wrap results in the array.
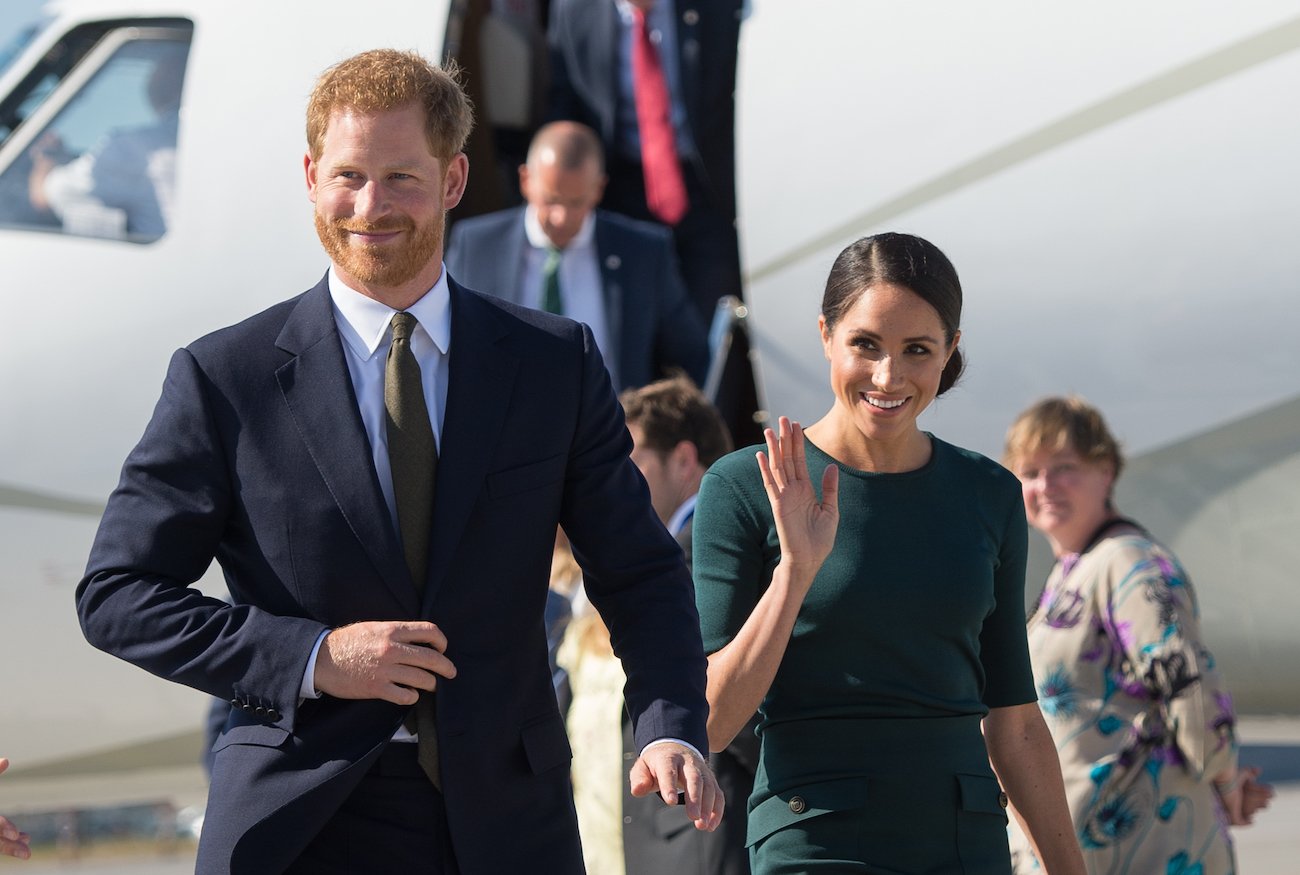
[{"xmin": 692, "ymin": 233, "xmax": 1085, "ymax": 874}]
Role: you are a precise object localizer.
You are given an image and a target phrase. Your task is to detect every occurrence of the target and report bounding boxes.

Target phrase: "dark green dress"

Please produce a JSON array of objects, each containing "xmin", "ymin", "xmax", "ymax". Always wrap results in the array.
[{"xmin": 693, "ymin": 436, "xmax": 1036, "ymax": 874}]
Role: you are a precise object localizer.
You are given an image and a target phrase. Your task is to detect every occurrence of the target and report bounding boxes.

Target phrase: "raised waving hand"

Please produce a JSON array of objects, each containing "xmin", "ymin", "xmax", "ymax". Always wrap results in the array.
[{"xmin": 756, "ymin": 417, "xmax": 839, "ymax": 584}]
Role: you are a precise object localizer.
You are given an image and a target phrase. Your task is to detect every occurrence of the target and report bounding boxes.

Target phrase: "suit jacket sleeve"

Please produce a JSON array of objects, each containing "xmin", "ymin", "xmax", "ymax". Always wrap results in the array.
[
  {"xmin": 652, "ymin": 233, "xmax": 710, "ymax": 387},
  {"xmin": 559, "ymin": 324, "xmax": 710, "ymax": 753},
  {"xmin": 75, "ymin": 348, "xmax": 326, "ymax": 731}
]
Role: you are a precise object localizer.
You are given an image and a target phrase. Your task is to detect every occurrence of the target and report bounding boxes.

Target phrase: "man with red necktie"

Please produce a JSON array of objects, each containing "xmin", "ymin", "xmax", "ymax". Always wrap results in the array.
[{"xmin": 548, "ymin": 0, "xmax": 745, "ymax": 323}]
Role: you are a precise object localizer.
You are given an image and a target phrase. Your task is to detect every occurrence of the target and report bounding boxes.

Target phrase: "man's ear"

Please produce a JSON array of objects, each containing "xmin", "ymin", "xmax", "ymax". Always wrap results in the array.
[
  {"xmin": 669, "ymin": 440, "xmax": 700, "ymax": 474},
  {"xmin": 304, "ymin": 153, "xmax": 318, "ymax": 202},
  {"xmin": 442, "ymin": 152, "xmax": 470, "ymax": 210}
]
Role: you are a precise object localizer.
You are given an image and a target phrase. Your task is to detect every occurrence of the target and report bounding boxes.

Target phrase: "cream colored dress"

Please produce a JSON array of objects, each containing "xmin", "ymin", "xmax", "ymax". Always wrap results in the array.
[
  {"xmin": 1008, "ymin": 532, "xmax": 1238, "ymax": 874},
  {"xmin": 558, "ymin": 615, "xmax": 627, "ymax": 875}
]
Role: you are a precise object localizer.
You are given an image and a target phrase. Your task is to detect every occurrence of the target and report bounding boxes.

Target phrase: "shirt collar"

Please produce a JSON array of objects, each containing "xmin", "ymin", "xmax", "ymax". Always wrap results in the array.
[
  {"xmin": 327, "ymin": 264, "xmax": 452, "ymax": 361},
  {"xmin": 524, "ymin": 208, "xmax": 596, "ymax": 253},
  {"xmin": 666, "ymin": 491, "xmax": 698, "ymax": 537}
]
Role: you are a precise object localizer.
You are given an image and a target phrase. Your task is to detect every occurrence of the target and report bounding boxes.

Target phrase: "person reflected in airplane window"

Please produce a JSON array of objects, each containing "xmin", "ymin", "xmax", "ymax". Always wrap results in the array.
[
  {"xmin": 446, "ymin": 120, "xmax": 709, "ymax": 392},
  {"xmin": 1002, "ymin": 396, "xmax": 1274, "ymax": 874},
  {"xmin": 547, "ymin": 0, "xmax": 745, "ymax": 322},
  {"xmin": 0, "ymin": 757, "xmax": 33, "ymax": 861},
  {"xmin": 28, "ymin": 45, "xmax": 185, "ymax": 242},
  {"xmin": 692, "ymin": 233, "xmax": 1087, "ymax": 874}
]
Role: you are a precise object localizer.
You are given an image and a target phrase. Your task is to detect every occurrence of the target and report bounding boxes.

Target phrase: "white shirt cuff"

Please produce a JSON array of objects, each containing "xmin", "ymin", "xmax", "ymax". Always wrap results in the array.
[
  {"xmin": 640, "ymin": 737, "xmax": 705, "ymax": 761},
  {"xmin": 299, "ymin": 629, "xmax": 330, "ymax": 700}
]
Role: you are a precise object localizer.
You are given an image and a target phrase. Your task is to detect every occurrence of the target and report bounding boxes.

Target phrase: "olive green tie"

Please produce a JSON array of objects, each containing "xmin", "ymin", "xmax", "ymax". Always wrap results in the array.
[
  {"xmin": 541, "ymin": 245, "xmax": 563, "ymax": 314},
  {"xmin": 384, "ymin": 311, "xmax": 440, "ymax": 788}
]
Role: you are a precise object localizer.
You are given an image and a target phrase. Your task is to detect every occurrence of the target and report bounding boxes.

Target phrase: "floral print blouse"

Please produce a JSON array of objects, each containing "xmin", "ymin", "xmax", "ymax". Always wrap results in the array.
[{"xmin": 1008, "ymin": 529, "xmax": 1238, "ymax": 875}]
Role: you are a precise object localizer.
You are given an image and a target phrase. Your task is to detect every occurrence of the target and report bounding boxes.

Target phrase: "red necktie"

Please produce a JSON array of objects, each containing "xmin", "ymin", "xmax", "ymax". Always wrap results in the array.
[{"xmin": 631, "ymin": 8, "xmax": 688, "ymax": 226}]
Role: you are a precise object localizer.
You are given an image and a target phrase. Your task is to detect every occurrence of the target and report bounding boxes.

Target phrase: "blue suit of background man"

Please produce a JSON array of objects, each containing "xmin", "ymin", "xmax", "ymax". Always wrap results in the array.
[{"xmin": 447, "ymin": 205, "xmax": 709, "ymax": 391}]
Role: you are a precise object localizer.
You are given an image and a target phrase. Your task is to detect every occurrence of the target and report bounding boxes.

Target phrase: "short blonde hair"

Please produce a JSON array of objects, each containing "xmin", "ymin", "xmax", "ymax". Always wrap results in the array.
[
  {"xmin": 1003, "ymin": 395, "xmax": 1124, "ymax": 480},
  {"xmin": 306, "ymin": 49, "xmax": 473, "ymax": 162}
]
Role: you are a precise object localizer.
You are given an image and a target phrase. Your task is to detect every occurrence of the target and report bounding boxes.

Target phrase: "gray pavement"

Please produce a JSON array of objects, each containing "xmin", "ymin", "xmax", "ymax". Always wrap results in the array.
[{"xmin": 3, "ymin": 718, "xmax": 1296, "ymax": 873}]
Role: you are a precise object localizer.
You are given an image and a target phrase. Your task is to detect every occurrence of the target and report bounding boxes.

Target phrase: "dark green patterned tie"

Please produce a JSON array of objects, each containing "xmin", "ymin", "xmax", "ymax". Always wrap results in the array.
[
  {"xmin": 384, "ymin": 311, "xmax": 440, "ymax": 788},
  {"xmin": 541, "ymin": 245, "xmax": 563, "ymax": 314}
]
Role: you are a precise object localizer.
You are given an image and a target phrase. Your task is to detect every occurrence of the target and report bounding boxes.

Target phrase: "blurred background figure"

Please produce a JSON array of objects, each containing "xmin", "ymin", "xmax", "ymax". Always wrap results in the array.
[
  {"xmin": 447, "ymin": 120, "xmax": 708, "ymax": 392},
  {"xmin": 0, "ymin": 757, "xmax": 32, "ymax": 861},
  {"xmin": 1003, "ymin": 396, "xmax": 1274, "ymax": 874},
  {"xmin": 27, "ymin": 41, "xmax": 187, "ymax": 241},
  {"xmin": 560, "ymin": 375, "xmax": 752, "ymax": 874},
  {"xmin": 547, "ymin": 527, "xmax": 584, "ymax": 715},
  {"xmin": 547, "ymin": 0, "xmax": 744, "ymax": 321}
]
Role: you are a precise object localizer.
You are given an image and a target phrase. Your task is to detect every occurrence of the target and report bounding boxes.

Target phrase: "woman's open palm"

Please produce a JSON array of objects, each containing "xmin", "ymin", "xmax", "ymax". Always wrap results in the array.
[{"xmin": 757, "ymin": 417, "xmax": 839, "ymax": 579}]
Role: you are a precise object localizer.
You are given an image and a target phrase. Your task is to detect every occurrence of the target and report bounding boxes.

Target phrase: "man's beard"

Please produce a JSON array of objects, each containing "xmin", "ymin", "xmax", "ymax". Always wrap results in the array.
[{"xmin": 314, "ymin": 211, "xmax": 444, "ymax": 290}]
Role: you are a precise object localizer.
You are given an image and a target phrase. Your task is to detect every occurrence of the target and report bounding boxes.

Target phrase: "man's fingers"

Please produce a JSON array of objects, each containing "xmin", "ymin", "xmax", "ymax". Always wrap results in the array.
[
  {"xmin": 657, "ymin": 757, "xmax": 679, "ymax": 804},
  {"xmin": 681, "ymin": 756, "xmax": 725, "ymax": 830},
  {"xmin": 317, "ymin": 621, "xmax": 455, "ymax": 701},
  {"xmin": 627, "ymin": 755, "xmax": 656, "ymax": 797},
  {"xmin": 679, "ymin": 755, "xmax": 705, "ymax": 821},
  {"xmin": 387, "ymin": 664, "xmax": 441, "ymax": 695},
  {"xmin": 392, "ymin": 621, "xmax": 449, "ymax": 652},
  {"xmin": 397, "ymin": 642, "xmax": 457, "ymax": 679}
]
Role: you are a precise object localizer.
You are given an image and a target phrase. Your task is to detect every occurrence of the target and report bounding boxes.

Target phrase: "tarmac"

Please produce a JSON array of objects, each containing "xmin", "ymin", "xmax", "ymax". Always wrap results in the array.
[{"xmin": 2, "ymin": 718, "xmax": 1297, "ymax": 873}]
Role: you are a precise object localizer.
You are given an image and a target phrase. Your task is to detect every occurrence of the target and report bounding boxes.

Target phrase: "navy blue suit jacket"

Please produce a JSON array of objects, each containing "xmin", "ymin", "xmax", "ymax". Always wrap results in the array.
[
  {"xmin": 547, "ymin": 0, "xmax": 744, "ymax": 219},
  {"xmin": 446, "ymin": 207, "xmax": 709, "ymax": 391},
  {"xmin": 76, "ymin": 275, "xmax": 709, "ymax": 874}
]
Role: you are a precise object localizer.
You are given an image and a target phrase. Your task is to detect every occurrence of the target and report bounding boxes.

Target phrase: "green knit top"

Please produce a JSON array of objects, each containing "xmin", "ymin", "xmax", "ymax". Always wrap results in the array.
[{"xmin": 693, "ymin": 435, "xmax": 1036, "ymax": 733}]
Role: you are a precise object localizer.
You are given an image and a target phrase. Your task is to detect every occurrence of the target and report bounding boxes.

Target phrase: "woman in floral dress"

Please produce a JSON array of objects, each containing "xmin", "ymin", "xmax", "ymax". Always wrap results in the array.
[{"xmin": 1002, "ymin": 396, "xmax": 1272, "ymax": 874}]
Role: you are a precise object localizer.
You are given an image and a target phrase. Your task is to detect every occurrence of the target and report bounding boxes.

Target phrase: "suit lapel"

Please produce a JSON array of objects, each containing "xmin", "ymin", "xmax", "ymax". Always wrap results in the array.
[
  {"xmin": 425, "ymin": 280, "xmax": 520, "ymax": 607},
  {"xmin": 274, "ymin": 277, "xmax": 418, "ymax": 615}
]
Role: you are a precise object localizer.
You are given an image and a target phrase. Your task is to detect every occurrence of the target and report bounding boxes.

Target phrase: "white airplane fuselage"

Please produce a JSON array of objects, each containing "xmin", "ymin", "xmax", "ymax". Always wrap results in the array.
[{"xmin": 0, "ymin": 0, "xmax": 1297, "ymax": 786}]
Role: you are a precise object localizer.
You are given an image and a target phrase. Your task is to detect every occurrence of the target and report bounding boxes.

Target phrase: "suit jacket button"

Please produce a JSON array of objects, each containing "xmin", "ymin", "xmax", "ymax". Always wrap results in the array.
[
  {"xmin": 998, "ymin": 791, "xmax": 1009, "ymax": 809},
  {"xmin": 788, "ymin": 796, "xmax": 807, "ymax": 814},
  {"xmin": 230, "ymin": 698, "xmax": 241, "ymax": 708},
  {"xmin": 267, "ymin": 709, "xmax": 281, "ymax": 722},
  {"xmin": 240, "ymin": 702, "xmax": 252, "ymax": 711}
]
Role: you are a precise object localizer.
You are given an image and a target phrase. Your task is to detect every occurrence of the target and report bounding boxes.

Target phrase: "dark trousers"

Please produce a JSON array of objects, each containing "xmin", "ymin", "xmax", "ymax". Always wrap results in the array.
[
  {"xmin": 284, "ymin": 744, "xmax": 460, "ymax": 875},
  {"xmin": 604, "ymin": 156, "xmax": 744, "ymax": 322}
]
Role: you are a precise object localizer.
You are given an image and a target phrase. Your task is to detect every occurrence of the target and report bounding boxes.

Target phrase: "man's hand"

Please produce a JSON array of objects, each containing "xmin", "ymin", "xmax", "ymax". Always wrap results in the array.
[
  {"xmin": 629, "ymin": 742, "xmax": 724, "ymax": 832},
  {"xmin": 0, "ymin": 758, "xmax": 32, "ymax": 860},
  {"xmin": 314, "ymin": 621, "xmax": 456, "ymax": 705}
]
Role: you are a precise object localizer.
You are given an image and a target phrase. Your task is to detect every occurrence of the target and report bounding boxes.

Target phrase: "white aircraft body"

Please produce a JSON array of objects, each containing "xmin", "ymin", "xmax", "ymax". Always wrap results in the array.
[{"xmin": 0, "ymin": 0, "xmax": 1296, "ymax": 811}]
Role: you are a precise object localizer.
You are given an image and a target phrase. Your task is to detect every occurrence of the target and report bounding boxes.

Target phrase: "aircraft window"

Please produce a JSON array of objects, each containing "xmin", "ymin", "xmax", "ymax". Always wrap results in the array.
[
  {"xmin": 0, "ymin": 22, "xmax": 117, "ymax": 146},
  {"xmin": 0, "ymin": 19, "xmax": 45, "ymax": 81},
  {"xmin": 0, "ymin": 24, "xmax": 191, "ymax": 244}
]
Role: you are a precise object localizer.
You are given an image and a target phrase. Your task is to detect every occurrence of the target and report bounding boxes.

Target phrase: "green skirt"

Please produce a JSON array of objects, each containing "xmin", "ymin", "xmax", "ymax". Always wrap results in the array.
[{"xmin": 747, "ymin": 714, "xmax": 1012, "ymax": 874}]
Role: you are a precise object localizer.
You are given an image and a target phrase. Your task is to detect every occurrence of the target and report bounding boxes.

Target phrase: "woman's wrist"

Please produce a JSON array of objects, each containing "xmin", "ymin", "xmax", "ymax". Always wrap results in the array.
[
  {"xmin": 774, "ymin": 556, "xmax": 823, "ymax": 592},
  {"xmin": 1212, "ymin": 771, "xmax": 1243, "ymax": 795}
]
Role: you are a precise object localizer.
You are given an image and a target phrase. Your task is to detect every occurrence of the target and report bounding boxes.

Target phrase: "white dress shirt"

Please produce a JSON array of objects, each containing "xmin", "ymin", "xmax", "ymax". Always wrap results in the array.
[
  {"xmin": 298, "ymin": 266, "xmax": 451, "ymax": 741},
  {"xmin": 300, "ymin": 264, "xmax": 697, "ymax": 759}
]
